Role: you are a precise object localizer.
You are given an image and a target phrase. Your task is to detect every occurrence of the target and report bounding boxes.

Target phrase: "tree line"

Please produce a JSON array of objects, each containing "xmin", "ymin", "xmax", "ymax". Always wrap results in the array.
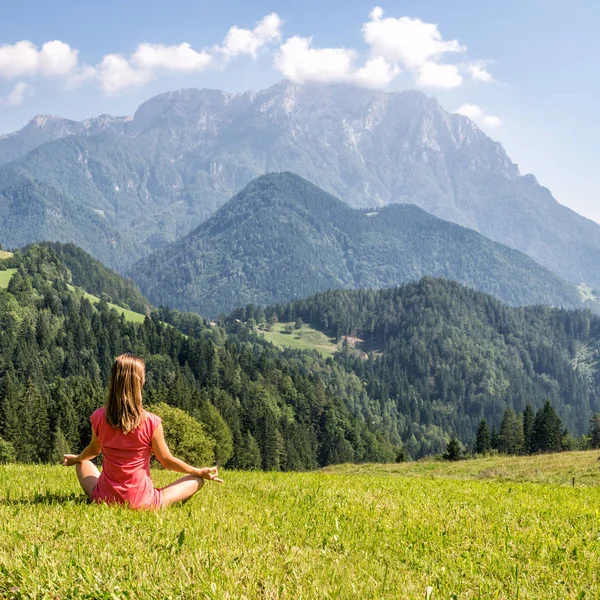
[{"xmin": 0, "ymin": 245, "xmax": 399, "ymax": 468}]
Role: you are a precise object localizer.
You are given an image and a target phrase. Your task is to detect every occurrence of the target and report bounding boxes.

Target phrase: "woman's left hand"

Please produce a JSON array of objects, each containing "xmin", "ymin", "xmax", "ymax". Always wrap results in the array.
[{"xmin": 63, "ymin": 454, "xmax": 79, "ymax": 467}]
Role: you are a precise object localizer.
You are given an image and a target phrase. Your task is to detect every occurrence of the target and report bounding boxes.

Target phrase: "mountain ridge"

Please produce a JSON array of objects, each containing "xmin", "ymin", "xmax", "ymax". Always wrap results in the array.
[
  {"xmin": 1, "ymin": 80, "xmax": 599, "ymax": 287},
  {"xmin": 130, "ymin": 172, "xmax": 585, "ymax": 317}
]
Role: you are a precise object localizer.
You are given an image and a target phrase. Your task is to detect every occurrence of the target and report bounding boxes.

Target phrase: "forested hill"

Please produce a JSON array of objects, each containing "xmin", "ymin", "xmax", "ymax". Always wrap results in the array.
[
  {"xmin": 131, "ymin": 172, "xmax": 583, "ymax": 317},
  {"xmin": 38, "ymin": 242, "xmax": 150, "ymax": 314},
  {"xmin": 236, "ymin": 280, "xmax": 600, "ymax": 455},
  {"xmin": 0, "ymin": 244, "xmax": 399, "ymax": 468}
]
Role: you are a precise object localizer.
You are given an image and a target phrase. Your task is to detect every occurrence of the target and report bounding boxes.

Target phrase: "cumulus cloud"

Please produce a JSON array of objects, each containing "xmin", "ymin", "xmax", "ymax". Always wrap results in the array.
[
  {"xmin": 2, "ymin": 82, "xmax": 33, "ymax": 106},
  {"xmin": 455, "ymin": 103, "xmax": 501, "ymax": 127},
  {"xmin": 0, "ymin": 13, "xmax": 282, "ymax": 99},
  {"xmin": 0, "ymin": 40, "xmax": 79, "ymax": 79},
  {"xmin": 274, "ymin": 6, "xmax": 494, "ymax": 90},
  {"xmin": 274, "ymin": 36, "xmax": 399, "ymax": 88},
  {"xmin": 220, "ymin": 13, "xmax": 282, "ymax": 58},
  {"xmin": 465, "ymin": 60, "xmax": 493, "ymax": 83}
]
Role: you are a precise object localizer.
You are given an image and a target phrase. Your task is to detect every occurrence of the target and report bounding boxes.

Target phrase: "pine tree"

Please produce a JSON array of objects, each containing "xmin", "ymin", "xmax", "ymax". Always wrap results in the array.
[
  {"xmin": 498, "ymin": 408, "xmax": 525, "ymax": 455},
  {"xmin": 490, "ymin": 426, "xmax": 499, "ymax": 450},
  {"xmin": 237, "ymin": 431, "xmax": 262, "ymax": 470},
  {"xmin": 49, "ymin": 428, "xmax": 70, "ymax": 464},
  {"xmin": 475, "ymin": 419, "xmax": 491, "ymax": 455},
  {"xmin": 443, "ymin": 437, "xmax": 462, "ymax": 461},
  {"xmin": 522, "ymin": 404, "xmax": 535, "ymax": 454},
  {"xmin": 0, "ymin": 436, "xmax": 15, "ymax": 464},
  {"xmin": 531, "ymin": 401, "xmax": 564, "ymax": 453},
  {"xmin": 589, "ymin": 414, "xmax": 600, "ymax": 449}
]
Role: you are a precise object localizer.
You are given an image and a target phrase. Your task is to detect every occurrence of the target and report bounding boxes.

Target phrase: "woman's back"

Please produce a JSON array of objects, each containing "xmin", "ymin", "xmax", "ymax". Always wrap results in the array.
[{"xmin": 90, "ymin": 407, "xmax": 162, "ymax": 509}]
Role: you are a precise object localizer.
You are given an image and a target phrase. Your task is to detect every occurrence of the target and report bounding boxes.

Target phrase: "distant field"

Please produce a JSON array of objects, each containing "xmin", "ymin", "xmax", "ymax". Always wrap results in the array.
[
  {"xmin": 258, "ymin": 322, "xmax": 338, "ymax": 357},
  {"xmin": 578, "ymin": 283, "xmax": 598, "ymax": 302},
  {"xmin": 0, "ymin": 250, "xmax": 14, "ymax": 260},
  {"xmin": 324, "ymin": 449, "xmax": 600, "ymax": 486},
  {"xmin": 0, "ymin": 268, "xmax": 17, "ymax": 289},
  {"xmin": 2, "ymin": 454, "xmax": 600, "ymax": 598},
  {"xmin": 67, "ymin": 284, "xmax": 147, "ymax": 324}
]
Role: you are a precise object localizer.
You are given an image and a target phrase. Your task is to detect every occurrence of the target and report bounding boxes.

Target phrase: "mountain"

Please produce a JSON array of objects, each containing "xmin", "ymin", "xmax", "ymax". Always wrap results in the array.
[
  {"xmin": 0, "ymin": 81, "xmax": 598, "ymax": 285},
  {"xmin": 0, "ymin": 113, "xmax": 130, "ymax": 165},
  {"xmin": 239, "ymin": 279, "xmax": 600, "ymax": 457},
  {"xmin": 129, "ymin": 172, "xmax": 584, "ymax": 317}
]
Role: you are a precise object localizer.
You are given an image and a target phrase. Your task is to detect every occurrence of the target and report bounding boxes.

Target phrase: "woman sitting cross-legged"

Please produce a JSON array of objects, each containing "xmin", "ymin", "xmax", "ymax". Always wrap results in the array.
[{"xmin": 63, "ymin": 353, "xmax": 222, "ymax": 509}]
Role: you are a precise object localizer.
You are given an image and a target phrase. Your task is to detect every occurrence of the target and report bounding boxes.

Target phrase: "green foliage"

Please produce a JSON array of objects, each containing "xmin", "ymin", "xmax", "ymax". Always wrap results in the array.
[
  {"xmin": 0, "ymin": 245, "xmax": 398, "ymax": 468},
  {"xmin": 148, "ymin": 403, "xmax": 215, "ymax": 467},
  {"xmin": 49, "ymin": 428, "xmax": 70, "ymax": 464},
  {"xmin": 589, "ymin": 414, "xmax": 600, "ymax": 449},
  {"xmin": 531, "ymin": 401, "xmax": 565, "ymax": 453},
  {"xmin": 236, "ymin": 431, "xmax": 262, "ymax": 470},
  {"xmin": 498, "ymin": 409, "xmax": 524, "ymax": 455},
  {"xmin": 443, "ymin": 437, "xmax": 463, "ymax": 461},
  {"xmin": 131, "ymin": 173, "xmax": 583, "ymax": 317},
  {"xmin": 0, "ymin": 436, "xmax": 15, "ymax": 463},
  {"xmin": 261, "ymin": 280, "xmax": 600, "ymax": 457},
  {"xmin": 40, "ymin": 242, "xmax": 150, "ymax": 313},
  {"xmin": 475, "ymin": 419, "xmax": 491, "ymax": 455}
]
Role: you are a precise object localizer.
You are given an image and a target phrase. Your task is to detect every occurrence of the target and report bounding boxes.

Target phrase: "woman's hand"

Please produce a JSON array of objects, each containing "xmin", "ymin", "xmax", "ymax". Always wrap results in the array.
[
  {"xmin": 63, "ymin": 454, "xmax": 80, "ymax": 467},
  {"xmin": 195, "ymin": 466, "xmax": 223, "ymax": 483}
]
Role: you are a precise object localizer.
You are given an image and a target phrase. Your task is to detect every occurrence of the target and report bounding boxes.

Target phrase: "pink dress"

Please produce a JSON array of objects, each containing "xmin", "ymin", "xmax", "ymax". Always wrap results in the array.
[{"xmin": 90, "ymin": 407, "xmax": 163, "ymax": 509}]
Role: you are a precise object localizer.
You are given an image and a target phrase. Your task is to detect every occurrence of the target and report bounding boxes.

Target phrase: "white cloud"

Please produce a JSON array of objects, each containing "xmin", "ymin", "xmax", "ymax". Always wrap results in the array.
[
  {"xmin": 132, "ymin": 43, "xmax": 212, "ymax": 72},
  {"xmin": 2, "ymin": 81, "xmax": 33, "ymax": 106},
  {"xmin": 274, "ymin": 37, "xmax": 399, "ymax": 88},
  {"xmin": 417, "ymin": 62, "xmax": 462, "ymax": 89},
  {"xmin": 0, "ymin": 40, "xmax": 79, "ymax": 79},
  {"xmin": 363, "ymin": 9, "xmax": 464, "ymax": 70},
  {"xmin": 466, "ymin": 61, "xmax": 493, "ymax": 83},
  {"xmin": 274, "ymin": 6, "xmax": 493, "ymax": 90},
  {"xmin": 354, "ymin": 57, "xmax": 400, "ymax": 88},
  {"xmin": 220, "ymin": 13, "xmax": 282, "ymax": 58},
  {"xmin": 274, "ymin": 36, "xmax": 356, "ymax": 84},
  {"xmin": 455, "ymin": 103, "xmax": 501, "ymax": 128}
]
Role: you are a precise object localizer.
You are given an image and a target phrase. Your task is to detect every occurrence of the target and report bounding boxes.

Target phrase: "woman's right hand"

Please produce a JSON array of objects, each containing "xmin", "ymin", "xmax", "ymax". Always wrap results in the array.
[{"xmin": 195, "ymin": 466, "xmax": 223, "ymax": 483}]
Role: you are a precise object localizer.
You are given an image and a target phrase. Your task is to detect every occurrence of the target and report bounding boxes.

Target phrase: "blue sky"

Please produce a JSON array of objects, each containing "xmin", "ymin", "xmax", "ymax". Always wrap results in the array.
[{"xmin": 0, "ymin": 0, "xmax": 598, "ymax": 222}]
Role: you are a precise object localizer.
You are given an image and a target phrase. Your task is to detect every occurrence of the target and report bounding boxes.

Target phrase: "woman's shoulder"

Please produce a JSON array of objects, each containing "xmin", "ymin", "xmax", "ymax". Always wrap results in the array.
[
  {"xmin": 143, "ymin": 410, "xmax": 162, "ymax": 428},
  {"xmin": 91, "ymin": 407, "xmax": 105, "ymax": 421}
]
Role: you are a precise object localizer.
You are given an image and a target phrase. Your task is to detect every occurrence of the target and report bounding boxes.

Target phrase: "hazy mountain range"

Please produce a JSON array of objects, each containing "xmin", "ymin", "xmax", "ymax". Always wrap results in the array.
[{"xmin": 0, "ymin": 80, "xmax": 599, "ymax": 289}]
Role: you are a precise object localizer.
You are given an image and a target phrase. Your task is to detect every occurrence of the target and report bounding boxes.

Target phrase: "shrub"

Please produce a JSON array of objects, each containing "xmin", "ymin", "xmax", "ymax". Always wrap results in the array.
[{"xmin": 148, "ymin": 403, "xmax": 215, "ymax": 467}]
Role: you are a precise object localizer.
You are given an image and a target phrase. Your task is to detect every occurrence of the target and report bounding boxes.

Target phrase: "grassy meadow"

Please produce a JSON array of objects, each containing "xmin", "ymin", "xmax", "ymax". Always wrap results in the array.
[
  {"xmin": 0, "ymin": 268, "xmax": 17, "ymax": 289},
  {"xmin": 2, "ymin": 453, "xmax": 600, "ymax": 598},
  {"xmin": 66, "ymin": 284, "xmax": 147, "ymax": 324},
  {"xmin": 257, "ymin": 323, "xmax": 338, "ymax": 357}
]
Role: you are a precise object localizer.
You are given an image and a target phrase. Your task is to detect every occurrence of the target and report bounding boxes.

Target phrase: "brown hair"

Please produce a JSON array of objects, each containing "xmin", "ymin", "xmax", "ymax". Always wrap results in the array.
[{"xmin": 105, "ymin": 353, "xmax": 146, "ymax": 434}]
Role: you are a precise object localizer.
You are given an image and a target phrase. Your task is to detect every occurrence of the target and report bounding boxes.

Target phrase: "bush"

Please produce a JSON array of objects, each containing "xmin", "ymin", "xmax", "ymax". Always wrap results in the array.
[
  {"xmin": 443, "ymin": 437, "xmax": 463, "ymax": 461},
  {"xmin": 148, "ymin": 403, "xmax": 216, "ymax": 467},
  {"xmin": 0, "ymin": 437, "xmax": 16, "ymax": 464}
]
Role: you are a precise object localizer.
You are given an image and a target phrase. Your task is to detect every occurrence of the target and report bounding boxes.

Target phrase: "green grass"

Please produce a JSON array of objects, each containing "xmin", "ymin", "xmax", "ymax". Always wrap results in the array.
[
  {"xmin": 67, "ymin": 284, "xmax": 147, "ymax": 324},
  {"xmin": 0, "ymin": 269, "xmax": 17, "ymax": 289},
  {"xmin": 3, "ymin": 453, "xmax": 600, "ymax": 598},
  {"xmin": 324, "ymin": 449, "xmax": 600, "ymax": 486},
  {"xmin": 258, "ymin": 322, "xmax": 338, "ymax": 357}
]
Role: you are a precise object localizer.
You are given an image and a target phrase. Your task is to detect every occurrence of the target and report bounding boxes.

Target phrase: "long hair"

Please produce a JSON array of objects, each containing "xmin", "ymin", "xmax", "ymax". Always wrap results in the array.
[{"xmin": 105, "ymin": 353, "xmax": 146, "ymax": 434}]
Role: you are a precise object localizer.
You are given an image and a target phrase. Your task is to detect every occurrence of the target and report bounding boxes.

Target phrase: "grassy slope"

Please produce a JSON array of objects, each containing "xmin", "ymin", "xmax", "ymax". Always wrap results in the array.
[
  {"xmin": 258, "ymin": 323, "xmax": 338, "ymax": 357},
  {"xmin": 0, "ymin": 268, "xmax": 17, "ymax": 289},
  {"xmin": 0, "ymin": 251, "xmax": 14, "ymax": 259},
  {"xmin": 0, "ymin": 268, "xmax": 146, "ymax": 323},
  {"xmin": 67, "ymin": 284, "xmax": 147, "ymax": 324},
  {"xmin": 324, "ymin": 449, "xmax": 600, "ymax": 486},
  {"xmin": 2, "ymin": 454, "xmax": 600, "ymax": 598}
]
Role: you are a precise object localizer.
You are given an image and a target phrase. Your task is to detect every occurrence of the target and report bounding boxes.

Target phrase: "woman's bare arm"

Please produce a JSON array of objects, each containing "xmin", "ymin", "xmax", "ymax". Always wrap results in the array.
[
  {"xmin": 63, "ymin": 428, "xmax": 101, "ymax": 466},
  {"xmin": 151, "ymin": 423, "xmax": 223, "ymax": 482}
]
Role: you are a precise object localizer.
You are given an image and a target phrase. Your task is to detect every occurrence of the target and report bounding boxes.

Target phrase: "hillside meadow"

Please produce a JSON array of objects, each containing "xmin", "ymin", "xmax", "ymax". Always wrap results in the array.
[{"xmin": 2, "ymin": 452, "xmax": 600, "ymax": 599}]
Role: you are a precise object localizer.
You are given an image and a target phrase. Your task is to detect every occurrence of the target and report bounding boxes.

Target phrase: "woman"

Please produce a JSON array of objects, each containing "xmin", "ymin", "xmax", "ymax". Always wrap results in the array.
[{"xmin": 63, "ymin": 353, "xmax": 222, "ymax": 509}]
